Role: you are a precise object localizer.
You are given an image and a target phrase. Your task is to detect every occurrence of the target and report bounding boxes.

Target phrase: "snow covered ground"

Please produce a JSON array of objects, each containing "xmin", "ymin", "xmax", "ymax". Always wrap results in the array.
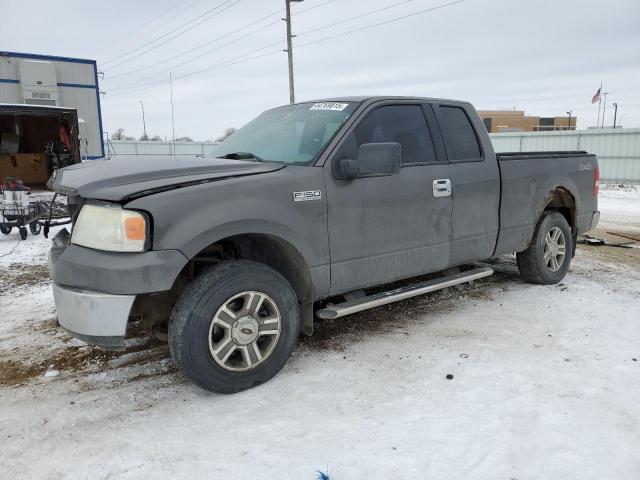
[{"xmin": 1, "ymin": 186, "xmax": 639, "ymax": 480}]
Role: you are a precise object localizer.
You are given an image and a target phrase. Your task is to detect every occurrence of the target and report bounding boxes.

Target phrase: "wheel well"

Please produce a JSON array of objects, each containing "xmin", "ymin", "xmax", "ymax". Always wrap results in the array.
[
  {"xmin": 133, "ymin": 233, "xmax": 315, "ymax": 338},
  {"xmin": 214, "ymin": 234, "xmax": 314, "ymax": 304},
  {"xmin": 544, "ymin": 187, "xmax": 576, "ymax": 228}
]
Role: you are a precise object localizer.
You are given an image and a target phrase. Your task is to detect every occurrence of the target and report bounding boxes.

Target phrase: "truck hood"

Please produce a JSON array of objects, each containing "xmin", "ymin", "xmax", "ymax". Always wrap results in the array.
[{"xmin": 48, "ymin": 155, "xmax": 285, "ymax": 201}]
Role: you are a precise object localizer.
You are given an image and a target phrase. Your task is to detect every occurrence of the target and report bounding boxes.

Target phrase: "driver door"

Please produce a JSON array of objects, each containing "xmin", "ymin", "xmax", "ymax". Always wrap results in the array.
[{"xmin": 324, "ymin": 102, "xmax": 452, "ymax": 294}]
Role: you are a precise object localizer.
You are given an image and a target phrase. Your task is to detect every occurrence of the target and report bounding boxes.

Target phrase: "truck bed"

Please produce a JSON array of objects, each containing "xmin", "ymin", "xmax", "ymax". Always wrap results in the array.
[{"xmin": 494, "ymin": 150, "xmax": 598, "ymax": 256}]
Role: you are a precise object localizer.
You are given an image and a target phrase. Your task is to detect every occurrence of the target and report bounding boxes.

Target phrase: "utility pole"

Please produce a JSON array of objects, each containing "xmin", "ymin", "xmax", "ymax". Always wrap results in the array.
[
  {"xmin": 601, "ymin": 92, "xmax": 609, "ymax": 129},
  {"xmin": 566, "ymin": 110, "xmax": 572, "ymax": 131},
  {"xmin": 612, "ymin": 102, "xmax": 618, "ymax": 129},
  {"xmin": 596, "ymin": 82, "xmax": 603, "ymax": 127},
  {"xmin": 169, "ymin": 72, "xmax": 176, "ymax": 142},
  {"xmin": 139, "ymin": 100, "xmax": 147, "ymax": 139},
  {"xmin": 284, "ymin": 0, "xmax": 303, "ymax": 104}
]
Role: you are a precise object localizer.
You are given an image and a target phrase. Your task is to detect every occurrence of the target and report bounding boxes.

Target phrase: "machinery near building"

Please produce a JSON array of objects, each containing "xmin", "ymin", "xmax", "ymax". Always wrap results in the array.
[{"xmin": 0, "ymin": 176, "xmax": 43, "ymax": 239}]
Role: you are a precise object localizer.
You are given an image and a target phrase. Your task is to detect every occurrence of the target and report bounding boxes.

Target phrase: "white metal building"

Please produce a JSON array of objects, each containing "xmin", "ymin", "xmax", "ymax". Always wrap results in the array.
[{"xmin": 0, "ymin": 51, "xmax": 104, "ymax": 159}]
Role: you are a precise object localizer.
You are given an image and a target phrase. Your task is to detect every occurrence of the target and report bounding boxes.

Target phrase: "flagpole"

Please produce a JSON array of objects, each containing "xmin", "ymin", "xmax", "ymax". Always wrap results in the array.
[
  {"xmin": 601, "ymin": 92, "xmax": 608, "ymax": 129},
  {"xmin": 596, "ymin": 82, "xmax": 602, "ymax": 128}
]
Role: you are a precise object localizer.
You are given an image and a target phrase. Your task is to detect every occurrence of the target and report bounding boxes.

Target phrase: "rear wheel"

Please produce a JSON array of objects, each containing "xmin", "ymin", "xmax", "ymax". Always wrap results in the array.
[
  {"xmin": 18, "ymin": 227, "xmax": 28, "ymax": 241},
  {"xmin": 169, "ymin": 260, "xmax": 300, "ymax": 394},
  {"xmin": 0, "ymin": 224, "xmax": 11, "ymax": 235},
  {"xmin": 517, "ymin": 211, "xmax": 572, "ymax": 284}
]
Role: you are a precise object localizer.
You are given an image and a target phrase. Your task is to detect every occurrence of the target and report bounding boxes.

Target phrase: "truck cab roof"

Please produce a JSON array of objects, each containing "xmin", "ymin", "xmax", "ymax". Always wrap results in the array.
[{"xmin": 300, "ymin": 95, "xmax": 473, "ymax": 106}]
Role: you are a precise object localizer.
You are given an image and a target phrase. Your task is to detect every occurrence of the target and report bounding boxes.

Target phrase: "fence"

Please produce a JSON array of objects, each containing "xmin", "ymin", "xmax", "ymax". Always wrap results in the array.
[
  {"xmin": 490, "ymin": 128, "xmax": 640, "ymax": 183},
  {"xmin": 106, "ymin": 140, "xmax": 220, "ymax": 156},
  {"xmin": 108, "ymin": 128, "xmax": 640, "ymax": 183}
]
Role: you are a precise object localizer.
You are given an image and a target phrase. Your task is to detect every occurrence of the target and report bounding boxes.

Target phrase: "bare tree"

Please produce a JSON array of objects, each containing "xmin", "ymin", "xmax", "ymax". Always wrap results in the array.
[
  {"xmin": 175, "ymin": 136, "xmax": 193, "ymax": 142},
  {"xmin": 150, "ymin": 135, "xmax": 163, "ymax": 141},
  {"xmin": 139, "ymin": 133, "xmax": 149, "ymax": 141},
  {"xmin": 216, "ymin": 127, "xmax": 236, "ymax": 143},
  {"xmin": 111, "ymin": 128, "xmax": 126, "ymax": 140}
]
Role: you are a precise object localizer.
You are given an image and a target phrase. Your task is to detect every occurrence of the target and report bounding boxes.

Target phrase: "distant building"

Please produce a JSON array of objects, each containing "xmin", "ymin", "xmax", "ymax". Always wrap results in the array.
[{"xmin": 477, "ymin": 110, "xmax": 576, "ymax": 133}]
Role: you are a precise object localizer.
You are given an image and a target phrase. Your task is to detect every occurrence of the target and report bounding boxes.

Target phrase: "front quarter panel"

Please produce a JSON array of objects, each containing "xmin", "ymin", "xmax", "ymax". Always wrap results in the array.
[{"xmin": 125, "ymin": 165, "xmax": 329, "ymax": 285}]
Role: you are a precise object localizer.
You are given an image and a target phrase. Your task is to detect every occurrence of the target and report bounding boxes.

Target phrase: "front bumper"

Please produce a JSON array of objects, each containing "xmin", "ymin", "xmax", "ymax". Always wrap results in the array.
[
  {"xmin": 48, "ymin": 228, "xmax": 188, "ymax": 348},
  {"xmin": 53, "ymin": 284, "xmax": 135, "ymax": 349}
]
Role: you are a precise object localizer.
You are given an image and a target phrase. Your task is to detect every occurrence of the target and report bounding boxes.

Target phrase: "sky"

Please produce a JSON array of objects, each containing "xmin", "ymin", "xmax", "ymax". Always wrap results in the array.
[{"xmin": 2, "ymin": 0, "xmax": 639, "ymax": 140}]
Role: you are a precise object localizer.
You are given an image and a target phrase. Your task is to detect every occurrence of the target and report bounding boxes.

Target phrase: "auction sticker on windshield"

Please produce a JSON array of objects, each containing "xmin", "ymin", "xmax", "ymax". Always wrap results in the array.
[{"xmin": 309, "ymin": 102, "xmax": 349, "ymax": 111}]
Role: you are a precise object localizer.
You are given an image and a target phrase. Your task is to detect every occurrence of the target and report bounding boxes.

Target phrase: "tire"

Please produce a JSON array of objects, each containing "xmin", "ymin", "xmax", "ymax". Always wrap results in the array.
[
  {"xmin": 29, "ymin": 221, "xmax": 42, "ymax": 235},
  {"xmin": 0, "ymin": 224, "xmax": 11, "ymax": 235},
  {"xmin": 169, "ymin": 260, "xmax": 300, "ymax": 394},
  {"xmin": 18, "ymin": 227, "xmax": 28, "ymax": 241},
  {"xmin": 517, "ymin": 211, "xmax": 572, "ymax": 285}
]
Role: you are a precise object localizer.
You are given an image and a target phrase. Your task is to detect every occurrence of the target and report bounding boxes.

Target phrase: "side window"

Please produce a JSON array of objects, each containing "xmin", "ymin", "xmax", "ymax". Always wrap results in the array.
[
  {"xmin": 337, "ymin": 105, "xmax": 437, "ymax": 165},
  {"xmin": 440, "ymin": 106, "xmax": 481, "ymax": 161}
]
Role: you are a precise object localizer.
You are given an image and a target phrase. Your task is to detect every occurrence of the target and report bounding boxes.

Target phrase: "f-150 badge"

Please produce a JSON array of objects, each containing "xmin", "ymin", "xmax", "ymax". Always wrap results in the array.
[{"xmin": 293, "ymin": 190, "xmax": 321, "ymax": 202}]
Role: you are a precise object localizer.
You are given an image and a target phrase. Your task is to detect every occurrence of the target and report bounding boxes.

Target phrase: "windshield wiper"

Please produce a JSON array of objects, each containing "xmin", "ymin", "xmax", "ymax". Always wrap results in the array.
[{"xmin": 217, "ymin": 152, "xmax": 264, "ymax": 162}]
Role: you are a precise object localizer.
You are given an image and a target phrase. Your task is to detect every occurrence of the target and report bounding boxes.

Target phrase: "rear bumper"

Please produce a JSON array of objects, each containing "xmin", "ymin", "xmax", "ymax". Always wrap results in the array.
[{"xmin": 52, "ymin": 284, "xmax": 135, "ymax": 349}]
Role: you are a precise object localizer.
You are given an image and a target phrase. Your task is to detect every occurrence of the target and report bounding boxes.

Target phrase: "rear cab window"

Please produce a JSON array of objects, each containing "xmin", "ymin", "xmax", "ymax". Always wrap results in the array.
[{"xmin": 439, "ymin": 105, "xmax": 482, "ymax": 162}]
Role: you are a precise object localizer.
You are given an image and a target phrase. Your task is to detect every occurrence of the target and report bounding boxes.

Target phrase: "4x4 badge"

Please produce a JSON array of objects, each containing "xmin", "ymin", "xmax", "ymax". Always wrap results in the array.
[{"xmin": 293, "ymin": 190, "xmax": 321, "ymax": 202}]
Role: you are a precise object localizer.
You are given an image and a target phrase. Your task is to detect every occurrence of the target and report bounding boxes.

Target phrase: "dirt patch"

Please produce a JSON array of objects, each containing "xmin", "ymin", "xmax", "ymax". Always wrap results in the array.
[
  {"xmin": 0, "ymin": 263, "xmax": 50, "ymax": 294},
  {"xmin": 0, "ymin": 346, "xmax": 118, "ymax": 386},
  {"xmin": 0, "ymin": 360, "xmax": 47, "ymax": 387},
  {"xmin": 576, "ymin": 241, "xmax": 640, "ymax": 269},
  {"xmin": 0, "ymin": 341, "xmax": 167, "ymax": 387}
]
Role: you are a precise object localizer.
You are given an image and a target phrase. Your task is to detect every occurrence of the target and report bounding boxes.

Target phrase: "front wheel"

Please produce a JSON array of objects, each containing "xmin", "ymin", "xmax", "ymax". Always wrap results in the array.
[
  {"xmin": 517, "ymin": 211, "xmax": 572, "ymax": 284},
  {"xmin": 19, "ymin": 227, "xmax": 28, "ymax": 241},
  {"xmin": 0, "ymin": 224, "xmax": 11, "ymax": 235},
  {"xmin": 169, "ymin": 260, "xmax": 300, "ymax": 394}
]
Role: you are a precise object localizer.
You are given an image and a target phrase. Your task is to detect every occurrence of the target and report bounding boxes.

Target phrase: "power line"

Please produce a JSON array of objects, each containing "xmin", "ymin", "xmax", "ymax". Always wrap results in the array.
[
  {"xmin": 104, "ymin": 0, "xmax": 338, "ymax": 84},
  {"xmin": 296, "ymin": 0, "xmax": 465, "ymax": 49},
  {"xmin": 105, "ymin": 7, "xmax": 283, "ymax": 81},
  {"xmin": 296, "ymin": 0, "xmax": 339, "ymax": 14},
  {"xmin": 104, "ymin": 0, "xmax": 242, "ymax": 70},
  {"xmin": 106, "ymin": 0, "xmax": 465, "ymax": 96},
  {"xmin": 109, "ymin": 39, "xmax": 285, "ymax": 94},
  {"xmin": 108, "ymin": 47, "xmax": 285, "ymax": 96},
  {"xmin": 95, "ymin": 0, "xmax": 195, "ymax": 55},
  {"xmin": 109, "ymin": 20, "xmax": 281, "ymax": 89},
  {"xmin": 101, "ymin": 0, "xmax": 240, "ymax": 67},
  {"xmin": 114, "ymin": 0, "xmax": 207, "ymax": 51},
  {"xmin": 297, "ymin": 0, "xmax": 418, "ymax": 37}
]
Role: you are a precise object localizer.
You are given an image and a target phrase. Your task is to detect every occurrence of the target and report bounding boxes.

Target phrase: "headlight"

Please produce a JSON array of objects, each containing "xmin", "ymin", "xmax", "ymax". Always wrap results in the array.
[{"xmin": 71, "ymin": 204, "xmax": 148, "ymax": 252}]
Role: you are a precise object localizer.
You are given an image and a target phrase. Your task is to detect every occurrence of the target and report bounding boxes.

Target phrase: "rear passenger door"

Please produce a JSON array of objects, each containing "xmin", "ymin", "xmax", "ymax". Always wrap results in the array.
[
  {"xmin": 325, "ymin": 102, "xmax": 452, "ymax": 294},
  {"xmin": 433, "ymin": 102, "xmax": 500, "ymax": 264}
]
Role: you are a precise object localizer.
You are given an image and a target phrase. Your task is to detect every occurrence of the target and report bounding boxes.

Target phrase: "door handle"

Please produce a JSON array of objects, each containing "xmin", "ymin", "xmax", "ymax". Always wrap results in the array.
[{"xmin": 433, "ymin": 179, "xmax": 451, "ymax": 197}]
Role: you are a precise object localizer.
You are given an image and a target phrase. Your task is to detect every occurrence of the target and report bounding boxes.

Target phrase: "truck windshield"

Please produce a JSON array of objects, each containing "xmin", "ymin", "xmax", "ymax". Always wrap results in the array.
[{"xmin": 208, "ymin": 102, "xmax": 358, "ymax": 165}]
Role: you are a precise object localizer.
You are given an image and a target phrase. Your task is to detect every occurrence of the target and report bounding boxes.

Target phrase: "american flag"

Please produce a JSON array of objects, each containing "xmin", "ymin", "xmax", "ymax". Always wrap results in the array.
[{"xmin": 592, "ymin": 87, "xmax": 601, "ymax": 104}]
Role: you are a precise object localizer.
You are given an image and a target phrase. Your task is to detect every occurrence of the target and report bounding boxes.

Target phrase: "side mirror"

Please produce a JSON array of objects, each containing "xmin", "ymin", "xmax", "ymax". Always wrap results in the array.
[{"xmin": 339, "ymin": 142, "xmax": 401, "ymax": 180}]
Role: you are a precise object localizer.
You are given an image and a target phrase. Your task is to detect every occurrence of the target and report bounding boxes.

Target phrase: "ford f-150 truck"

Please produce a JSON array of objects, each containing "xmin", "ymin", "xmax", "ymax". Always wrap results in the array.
[{"xmin": 48, "ymin": 96, "xmax": 600, "ymax": 393}]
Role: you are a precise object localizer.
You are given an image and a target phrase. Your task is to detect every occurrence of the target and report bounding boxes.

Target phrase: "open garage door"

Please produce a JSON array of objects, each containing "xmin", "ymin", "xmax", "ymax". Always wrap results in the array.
[{"xmin": 0, "ymin": 103, "xmax": 81, "ymax": 186}]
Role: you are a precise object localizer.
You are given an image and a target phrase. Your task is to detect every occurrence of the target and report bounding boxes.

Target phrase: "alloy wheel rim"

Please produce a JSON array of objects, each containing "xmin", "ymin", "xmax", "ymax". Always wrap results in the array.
[
  {"xmin": 208, "ymin": 291, "xmax": 281, "ymax": 372},
  {"xmin": 543, "ymin": 226, "xmax": 566, "ymax": 272}
]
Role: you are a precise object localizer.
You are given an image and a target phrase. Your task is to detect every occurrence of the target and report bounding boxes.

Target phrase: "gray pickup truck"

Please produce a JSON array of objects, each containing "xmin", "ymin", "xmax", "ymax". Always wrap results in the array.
[{"xmin": 48, "ymin": 96, "xmax": 600, "ymax": 393}]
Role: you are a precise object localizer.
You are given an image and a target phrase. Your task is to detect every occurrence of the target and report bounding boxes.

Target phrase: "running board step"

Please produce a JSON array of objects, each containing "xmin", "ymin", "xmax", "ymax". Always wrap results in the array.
[{"xmin": 316, "ymin": 266, "xmax": 494, "ymax": 320}]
